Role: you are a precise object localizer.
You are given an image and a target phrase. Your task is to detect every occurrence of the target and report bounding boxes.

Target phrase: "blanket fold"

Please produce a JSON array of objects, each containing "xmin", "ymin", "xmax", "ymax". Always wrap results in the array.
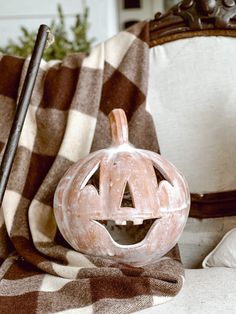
[{"xmin": 0, "ymin": 21, "xmax": 184, "ymax": 313}]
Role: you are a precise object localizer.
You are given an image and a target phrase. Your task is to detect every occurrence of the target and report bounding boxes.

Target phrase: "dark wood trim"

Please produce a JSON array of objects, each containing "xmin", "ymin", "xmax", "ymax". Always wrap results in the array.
[
  {"xmin": 150, "ymin": 0, "xmax": 236, "ymax": 47},
  {"xmin": 150, "ymin": 28, "xmax": 236, "ymax": 46},
  {"xmin": 190, "ymin": 190, "xmax": 236, "ymax": 218}
]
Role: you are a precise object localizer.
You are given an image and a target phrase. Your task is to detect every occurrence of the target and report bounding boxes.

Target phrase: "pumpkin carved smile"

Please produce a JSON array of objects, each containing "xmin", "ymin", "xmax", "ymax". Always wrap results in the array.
[
  {"xmin": 94, "ymin": 218, "xmax": 154, "ymax": 226},
  {"xmin": 54, "ymin": 109, "xmax": 190, "ymax": 266},
  {"xmin": 93, "ymin": 218, "xmax": 158, "ymax": 246}
]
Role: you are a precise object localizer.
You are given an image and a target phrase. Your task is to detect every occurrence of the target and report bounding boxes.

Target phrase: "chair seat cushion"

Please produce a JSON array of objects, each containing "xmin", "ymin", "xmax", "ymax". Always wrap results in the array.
[{"xmin": 137, "ymin": 268, "xmax": 236, "ymax": 313}]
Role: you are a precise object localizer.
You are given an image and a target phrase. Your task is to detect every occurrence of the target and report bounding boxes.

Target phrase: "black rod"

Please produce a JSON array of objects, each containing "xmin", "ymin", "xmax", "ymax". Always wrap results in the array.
[{"xmin": 0, "ymin": 24, "xmax": 50, "ymax": 205}]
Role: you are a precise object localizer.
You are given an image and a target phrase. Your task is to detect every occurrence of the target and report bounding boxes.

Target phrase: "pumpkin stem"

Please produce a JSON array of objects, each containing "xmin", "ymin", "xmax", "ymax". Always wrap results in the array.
[{"xmin": 109, "ymin": 109, "xmax": 129, "ymax": 146}]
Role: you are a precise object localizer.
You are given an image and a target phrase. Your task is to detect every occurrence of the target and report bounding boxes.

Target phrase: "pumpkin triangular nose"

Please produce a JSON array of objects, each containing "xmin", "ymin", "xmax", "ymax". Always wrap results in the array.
[{"xmin": 120, "ymin": 182, "xmax": 134, "ymax": 208}]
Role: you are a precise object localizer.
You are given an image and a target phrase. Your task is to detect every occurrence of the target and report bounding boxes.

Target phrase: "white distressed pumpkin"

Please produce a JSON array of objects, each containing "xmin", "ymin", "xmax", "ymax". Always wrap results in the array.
[{"xmin": 54, "ymin": 109, "xmax": 190, "ymax": 266}]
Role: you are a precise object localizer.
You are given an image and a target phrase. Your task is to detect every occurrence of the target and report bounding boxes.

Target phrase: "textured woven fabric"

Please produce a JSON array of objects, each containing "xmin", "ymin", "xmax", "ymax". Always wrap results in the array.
[{"xmin": 0, "ymin": 21, "xmax": 184, "ymax": 314}]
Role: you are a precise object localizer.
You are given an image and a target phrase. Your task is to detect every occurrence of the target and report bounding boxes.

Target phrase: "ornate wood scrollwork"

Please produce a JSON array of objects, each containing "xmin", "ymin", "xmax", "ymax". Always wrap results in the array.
[
  {"xmin": 150, "ymin": 0, "xmax": 236, "ymax": 46},
  {"xmin": 176, "ymin": 0, "xmax": 236, "ymax": 29}
]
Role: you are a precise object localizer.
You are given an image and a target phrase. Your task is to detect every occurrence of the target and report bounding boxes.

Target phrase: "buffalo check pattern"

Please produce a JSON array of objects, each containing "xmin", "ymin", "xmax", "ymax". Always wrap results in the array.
[{"xmin": 0, "ymin": 22, "xmax": 184, "ymax": 313}]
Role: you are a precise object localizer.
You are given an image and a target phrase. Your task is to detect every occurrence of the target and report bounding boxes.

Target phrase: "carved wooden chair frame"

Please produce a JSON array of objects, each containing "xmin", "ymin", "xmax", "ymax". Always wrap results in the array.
[{"xmin": 150, "ymin": 0, "xmax": 236, "ymax": 46}]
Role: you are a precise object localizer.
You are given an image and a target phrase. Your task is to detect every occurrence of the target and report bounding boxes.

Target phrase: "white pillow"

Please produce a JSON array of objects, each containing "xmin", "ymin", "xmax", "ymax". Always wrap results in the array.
[{"xmin": 202, "ymin": 228, "xmax": 236, "ymax": 268}]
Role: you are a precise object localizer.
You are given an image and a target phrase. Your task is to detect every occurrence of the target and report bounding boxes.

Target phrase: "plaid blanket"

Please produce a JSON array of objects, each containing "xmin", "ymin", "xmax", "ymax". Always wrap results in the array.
[{"xmin": 0, "ymin": 21, "xmax": 184, "ymax": 313}]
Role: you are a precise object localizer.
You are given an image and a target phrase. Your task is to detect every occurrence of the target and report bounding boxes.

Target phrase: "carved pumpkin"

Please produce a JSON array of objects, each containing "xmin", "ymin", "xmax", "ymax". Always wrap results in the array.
[{"xmin": 54, "ymin": 109, "xmax": 190, "ymax": 267}]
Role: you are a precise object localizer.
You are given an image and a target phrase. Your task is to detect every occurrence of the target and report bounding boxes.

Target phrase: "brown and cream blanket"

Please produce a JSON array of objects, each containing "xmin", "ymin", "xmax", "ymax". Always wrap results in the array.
[{"xmin": 0, "ymin": 21, "xmax": 184, "ymax": 313}]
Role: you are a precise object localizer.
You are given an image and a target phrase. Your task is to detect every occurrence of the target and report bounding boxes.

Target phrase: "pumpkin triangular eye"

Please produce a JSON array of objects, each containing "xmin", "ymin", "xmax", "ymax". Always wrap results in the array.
[
  {"xmin": 153, "ymin": 166, "xmax": 165, "ymax": 184},
  {"xmin": 86, "ymin": 164, "xmax": 100, "ymax": 193},
  {"xmin": 121, "ymin": 182, "xmax": 134, "ymax": 208}
]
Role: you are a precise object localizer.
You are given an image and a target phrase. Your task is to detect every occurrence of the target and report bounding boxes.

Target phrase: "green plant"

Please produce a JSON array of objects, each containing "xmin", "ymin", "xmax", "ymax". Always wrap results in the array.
[{"xmin": 0, "ymin": 5, "xmax": 93, "ymax": 60}]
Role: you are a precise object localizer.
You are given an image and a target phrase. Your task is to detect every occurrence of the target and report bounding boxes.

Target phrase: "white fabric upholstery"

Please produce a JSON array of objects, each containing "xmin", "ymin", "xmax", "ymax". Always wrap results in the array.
[
  {"xmin": 147, "ymin": 37, "xmax": 236, "ymax": 268},
  {"xmin": 137, "ymin": 268, "xmax": 236, "ymax": 313},
  {"xmin": 203, "ymin": 227, "xmax": 236, "ymax": 268},
  {"xmin": 147, "ymin": 36, "xmax": 236, "ymax": 194}
]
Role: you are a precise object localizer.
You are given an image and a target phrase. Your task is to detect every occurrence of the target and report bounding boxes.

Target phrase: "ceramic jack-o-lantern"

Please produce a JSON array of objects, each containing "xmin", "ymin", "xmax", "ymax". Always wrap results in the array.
[{"xmin": 54, "ymin": 109, "xmax": 190, "ymax": 267}]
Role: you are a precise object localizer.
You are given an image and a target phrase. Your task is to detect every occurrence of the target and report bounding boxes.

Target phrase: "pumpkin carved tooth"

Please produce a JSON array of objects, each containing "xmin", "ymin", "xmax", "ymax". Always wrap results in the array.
[
  {"xmin": 115, "ymin": 220, "xmax": 126, "ymax": 225},
  {"xmin": 53, "ymin": 109, "xmax": 190, "ymax": 267}
]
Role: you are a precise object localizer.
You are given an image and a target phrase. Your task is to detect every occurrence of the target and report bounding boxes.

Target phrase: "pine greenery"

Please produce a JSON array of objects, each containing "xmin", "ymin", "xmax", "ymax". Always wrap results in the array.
[{"xmin": 0, "ymin": 5, "xmax": 93, "ymax": 60}]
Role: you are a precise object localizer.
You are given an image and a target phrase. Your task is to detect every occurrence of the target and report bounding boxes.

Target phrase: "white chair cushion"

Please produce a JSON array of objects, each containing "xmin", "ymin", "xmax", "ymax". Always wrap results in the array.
[
  {"xmin": 147, "ymin": 36, "xmax": 236, "ymax": 194},
  {"xmin": 137, "ymin": 268, "xmax": 236, "ymax": 313}
]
